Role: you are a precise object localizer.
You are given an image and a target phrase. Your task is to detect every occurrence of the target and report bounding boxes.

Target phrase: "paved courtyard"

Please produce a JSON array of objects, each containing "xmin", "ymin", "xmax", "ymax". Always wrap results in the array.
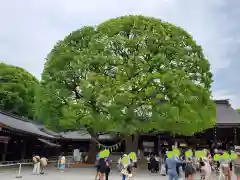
[{"xmin": 0, "ymin": 166, "xmax": 238, "ymax": 180}]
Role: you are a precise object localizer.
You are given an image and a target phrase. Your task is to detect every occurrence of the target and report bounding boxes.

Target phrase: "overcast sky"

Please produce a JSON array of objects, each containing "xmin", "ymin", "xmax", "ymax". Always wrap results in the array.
[{"xmin": 0, "ymin": 0, "xmax": 239, "ymax": 108}]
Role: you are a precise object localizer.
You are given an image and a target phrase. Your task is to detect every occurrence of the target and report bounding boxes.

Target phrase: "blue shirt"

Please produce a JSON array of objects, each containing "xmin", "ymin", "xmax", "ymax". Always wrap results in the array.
[{"xmin": 166, "ymin": 157, "xmax": 182, "ymax": 173}]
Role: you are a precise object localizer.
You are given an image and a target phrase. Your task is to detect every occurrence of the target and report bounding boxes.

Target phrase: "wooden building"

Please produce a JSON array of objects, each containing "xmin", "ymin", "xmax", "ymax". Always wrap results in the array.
[
  {"xmin": 139, "ymin": 100, "xmax": 240, "ymax": 154},
  {"xmin": 0, "ymin": 112, "xmax": 119, "ymax": 162},
  {"xmin": 0, "ymin": 99, "xmax": 239, "ymax": 162},
  {"xmin": 0, "ymin": 111, "xmax": 61, "ymax": 162}
]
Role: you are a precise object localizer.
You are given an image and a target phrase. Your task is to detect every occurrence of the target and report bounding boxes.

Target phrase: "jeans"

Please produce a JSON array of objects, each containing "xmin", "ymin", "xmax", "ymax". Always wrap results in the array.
[
  {"xmin": 122, "ymin": 175, "xmax": 126, "ymax": 180},
  {"xmin": 168, "ymin": 170, "xmax": 179, "ymax": 180}
]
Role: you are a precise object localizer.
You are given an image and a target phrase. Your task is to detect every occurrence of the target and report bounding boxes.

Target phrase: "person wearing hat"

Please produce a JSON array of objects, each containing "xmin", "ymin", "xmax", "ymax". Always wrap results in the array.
[{"xmin": 233, "ymin": 152, "xmax": 240, "ymax": 180}]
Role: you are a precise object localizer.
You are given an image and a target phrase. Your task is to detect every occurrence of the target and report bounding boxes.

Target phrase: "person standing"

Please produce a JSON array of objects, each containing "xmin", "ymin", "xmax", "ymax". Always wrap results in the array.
[
  {"xmin": 32, "ymin": 155, "xmax": 40, "ymax": 175},
  {"xmin": 60, "ymin": 153, "xmax": 66, "ymax": 172}
]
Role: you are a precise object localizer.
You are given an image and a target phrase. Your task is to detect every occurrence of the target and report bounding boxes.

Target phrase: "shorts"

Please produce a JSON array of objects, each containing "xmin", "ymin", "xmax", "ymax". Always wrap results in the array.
[
  {"xmin": 60, "ymin": 164, "xmax": 65, "ymax": 169},
  {"xmin": 96, "ymin": 166, "xmax": 100, "ymax": 172}
]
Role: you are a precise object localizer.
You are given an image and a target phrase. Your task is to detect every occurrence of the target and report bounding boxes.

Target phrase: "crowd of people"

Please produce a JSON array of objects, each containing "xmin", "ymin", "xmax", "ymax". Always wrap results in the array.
[
  {"xmin": 146, "ymin": 149, "xmax": 240, "ymax": 180},
  {"xmin": 31, "ymin": 149, "xmax": 240, "ymax": 180}
]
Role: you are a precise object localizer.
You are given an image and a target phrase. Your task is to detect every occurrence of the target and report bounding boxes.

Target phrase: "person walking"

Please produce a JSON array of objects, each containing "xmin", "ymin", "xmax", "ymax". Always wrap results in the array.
[
  {"xmin": 219, "ymin": 153, "xmax": 231, "ymax": 180},
  {"xmin": 201, "ymin": 157, "xmax": 212, "ymax": 180},
  {"xmin": 120, "ymin": 154, "xmax": 130, "ymax": 180},
  {"xmin": 32, "ymin": 155, "xmax": 41, "ymax": 175},
  {"xmin": 105, "ymin": 157, "xmax": 111, "ymax": 180},
  {"xmin": 166, "ymin": 155, "xmax": 183, "ymax": 180},
  {"xmin": 184, "ymin": 157, "xmax": 195, "ymax": 180},
  {"xmin": 233, "ymin": 152, "xmax": 240, "ymax": 180},
  {"xmin": 98, "ymin": 157, "xmax": 107, "ymax": 180},
  {"xmin": 40, "ymin": 157, "xmax": 48, "ymax": 174},
  {"xmin": 95, "ymin": 153, "xmax": 100, "ymax": 180}
]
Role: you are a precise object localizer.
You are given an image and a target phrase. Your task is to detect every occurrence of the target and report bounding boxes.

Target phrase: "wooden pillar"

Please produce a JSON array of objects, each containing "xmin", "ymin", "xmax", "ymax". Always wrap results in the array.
[
  {"xmin": 157, "ymin": 135, "xmax": 160, "ymax": 155},
  {"xmin": 234, "ymin": 128, "xmax": 237, "ymax": 146},
  {"xmin": 1, "ymin": 139, "xmax": 9, "ymax": 162},
  {"xmin": 0, "ymin": 136, "xmax": 10, "ymax": 162},
  {"xmin": 21, "ymin": 140, "xmax": 27, "ymax": 160},
  {"xmin": 214, "ymin": 127, "xmax": 217, "ymax": 148}
]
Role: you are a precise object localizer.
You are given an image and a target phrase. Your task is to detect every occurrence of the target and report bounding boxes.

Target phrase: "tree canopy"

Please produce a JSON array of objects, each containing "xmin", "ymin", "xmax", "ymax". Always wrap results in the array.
[
  {"xmin": 0, "ymin": 63, "xmax": 38, "ymax": 119},
  {"xmin": 37, "ymin": 15, "xmax": 215, "ymax": 135}
]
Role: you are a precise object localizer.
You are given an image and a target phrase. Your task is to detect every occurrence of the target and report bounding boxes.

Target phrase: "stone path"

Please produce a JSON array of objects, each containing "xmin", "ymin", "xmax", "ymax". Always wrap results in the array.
[{"xmin": 0, "ymin": 167, "xmax": 237, "ymax": 180}]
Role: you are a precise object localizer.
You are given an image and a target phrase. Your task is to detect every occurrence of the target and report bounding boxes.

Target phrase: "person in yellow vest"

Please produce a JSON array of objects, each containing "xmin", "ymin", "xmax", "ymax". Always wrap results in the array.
[
  {"xmin": 40, "ymin": 157, "xmax": 48, "ymax": 174},
  {"xmin": 32, "ymin": 155, "xmax": 40, "ymax": 175}
]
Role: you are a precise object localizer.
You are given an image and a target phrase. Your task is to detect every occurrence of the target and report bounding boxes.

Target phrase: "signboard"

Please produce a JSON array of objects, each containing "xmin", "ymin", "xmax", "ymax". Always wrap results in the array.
[{"xmin": 142, "ymin": 141, "xmax": 154, "ymax": 147}]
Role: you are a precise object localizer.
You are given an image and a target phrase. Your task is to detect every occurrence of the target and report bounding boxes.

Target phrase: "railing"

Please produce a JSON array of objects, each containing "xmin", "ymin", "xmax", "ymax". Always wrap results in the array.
[{"xmin": 0, "ymin": 160, "xmax": 58, "ymax": 178}]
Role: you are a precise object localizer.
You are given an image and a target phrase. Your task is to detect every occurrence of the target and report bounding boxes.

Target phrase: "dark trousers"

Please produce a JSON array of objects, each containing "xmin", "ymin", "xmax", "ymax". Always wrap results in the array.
[
  {"xmin": 176, "ymin": 166, "xmax": 180, "ymax": 176},
  {"xmin": 105, "ymin": 168, "xmax": 110, "ymax": 180}
]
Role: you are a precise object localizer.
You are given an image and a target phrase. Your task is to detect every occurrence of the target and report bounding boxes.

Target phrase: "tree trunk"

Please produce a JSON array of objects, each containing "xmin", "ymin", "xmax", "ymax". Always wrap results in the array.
[
  {"xmin": 87, "ymin": 137, "xmax": 98, "ymax": 163},
  {"xmin": 124, "ymin": 134, "xmax": 139, "ymax": 153}
]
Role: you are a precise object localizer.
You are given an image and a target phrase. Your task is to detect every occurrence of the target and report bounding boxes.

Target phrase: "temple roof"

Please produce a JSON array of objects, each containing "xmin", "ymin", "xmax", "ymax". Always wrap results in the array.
[
  {"xmin": 0, "ymin": 111, "xmax": 116, "ymax": 140},
  {"xmin": 0, "ymin": 111, "xmax": 56, "ymax": 139},
  {"xmin": 215, "ymin": 99, "xmax": 240, "ymax": 125}
]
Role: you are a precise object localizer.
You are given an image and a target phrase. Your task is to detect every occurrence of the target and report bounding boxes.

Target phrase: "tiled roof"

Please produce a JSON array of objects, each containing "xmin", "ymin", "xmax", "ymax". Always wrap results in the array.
[
  {"xmin": 0, "ymin": 111, "xmax": 116, "ymax": 140},
  {"xmin": 215, "ymin": 99, "xmax": 240, "ymax": 124},
  {"xmin": 0, "ymin": 111, "xmax": 56, "ymax": 139},
  {"xmin": 60, "ymin": 130, "xmax": 116, "ymax": 140}
]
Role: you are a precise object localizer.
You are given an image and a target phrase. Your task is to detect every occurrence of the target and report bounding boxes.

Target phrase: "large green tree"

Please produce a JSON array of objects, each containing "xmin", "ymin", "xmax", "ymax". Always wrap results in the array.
[
  {"xmin": 0, "ymin": 63, "xmax": 38, "ymax": 119},
  {"xmin": 37, "ymin": 15, "xmax": 215, "ymax": 154}
]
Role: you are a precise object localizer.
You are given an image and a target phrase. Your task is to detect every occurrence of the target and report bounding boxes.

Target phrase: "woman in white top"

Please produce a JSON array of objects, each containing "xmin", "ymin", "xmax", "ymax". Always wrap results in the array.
[
  {"xmin": 201, "ymin": 157, "xmax": 212, "ymax": 180},
  {"xmin": 60, "ymin": 153, "xmax": 66, "ymax": 172}
]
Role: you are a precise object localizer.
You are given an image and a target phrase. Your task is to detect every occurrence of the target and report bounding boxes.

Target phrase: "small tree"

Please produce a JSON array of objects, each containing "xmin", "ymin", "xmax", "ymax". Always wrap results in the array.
[
  {"xmin": 37, "ymin": 15, "xmax": 215, "ymax": 159},
  {"xmin": 0, "ymin": 63, "xmax": 38, "ymax": 119}
]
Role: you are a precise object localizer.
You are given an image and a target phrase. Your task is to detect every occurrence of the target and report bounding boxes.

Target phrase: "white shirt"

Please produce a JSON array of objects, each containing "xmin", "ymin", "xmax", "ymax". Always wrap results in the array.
[{"xmin": 60, "ymin": 156, "xmax": 66, "ymax": 164}]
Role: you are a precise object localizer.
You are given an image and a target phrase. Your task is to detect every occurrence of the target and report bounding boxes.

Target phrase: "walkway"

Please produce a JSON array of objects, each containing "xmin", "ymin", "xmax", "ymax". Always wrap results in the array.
[{"xmin": 0, "ymin": 167, "xmax": 237, "ymax": 180}]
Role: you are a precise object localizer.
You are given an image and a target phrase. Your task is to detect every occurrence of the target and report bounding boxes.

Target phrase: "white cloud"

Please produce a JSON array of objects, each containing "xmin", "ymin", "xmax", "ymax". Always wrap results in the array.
[
  {"xmin": 0, "ymin": 0, "xmax": 239, "ymax": 108},
  {"xmin": 0, "ymin": 0, "xmax": 236, "ymax": 77}
]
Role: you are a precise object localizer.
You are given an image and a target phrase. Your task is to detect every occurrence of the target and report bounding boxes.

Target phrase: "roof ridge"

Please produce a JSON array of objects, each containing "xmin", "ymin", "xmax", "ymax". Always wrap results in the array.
[
  {"xmin": 214, "ymin": 99, "xmax": 230, "ymax": 105},
  {"xmin": 0, "ymin": 110, "xmax": 41, "ymax": 125}
]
